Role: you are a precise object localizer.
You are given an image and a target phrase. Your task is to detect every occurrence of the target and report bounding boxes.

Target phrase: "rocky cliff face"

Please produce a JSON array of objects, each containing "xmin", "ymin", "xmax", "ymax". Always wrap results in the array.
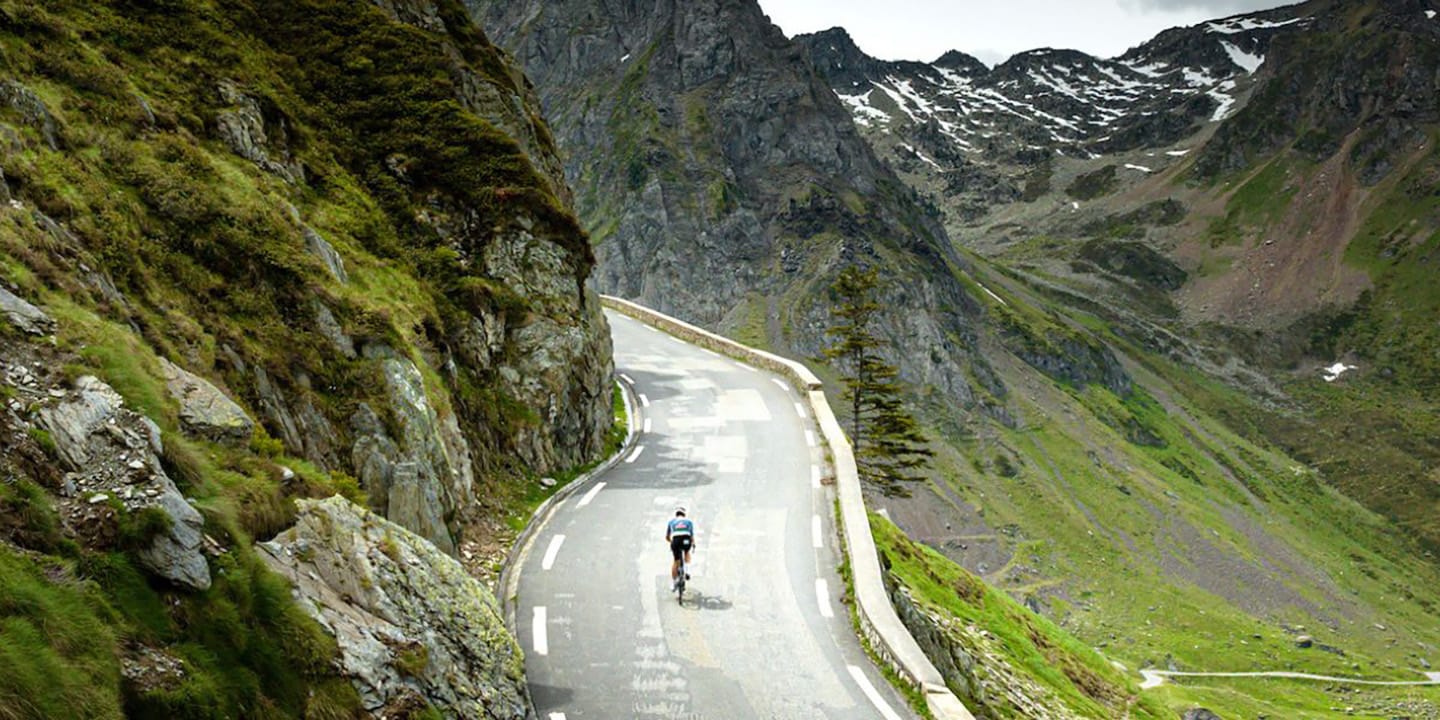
[
  {"xmin": 263, "ymin": 497, "xmax": 530, "ymax": 719},
  {"xmin": 0, "ymin": 0, "xmax": 613, "ymax": 554},
  {"xmin": 0, "ymin": 0, "xmax": 612, "ymax": 715},
  {"xmin": 469, "ymin": 0, "xmax": 1007, "ymax": 411}
]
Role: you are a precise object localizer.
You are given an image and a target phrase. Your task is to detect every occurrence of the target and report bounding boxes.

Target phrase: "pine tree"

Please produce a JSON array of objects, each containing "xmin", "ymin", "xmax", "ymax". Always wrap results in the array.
[{"xmin": 822, "ymin": 266, "xmax": 933, "ymax": 496}]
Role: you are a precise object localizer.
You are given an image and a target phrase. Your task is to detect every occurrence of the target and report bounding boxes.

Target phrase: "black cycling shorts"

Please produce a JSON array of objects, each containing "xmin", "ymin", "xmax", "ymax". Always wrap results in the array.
[{"xmin": 670, "ymin": 535, "xmax": 692, "ymax": 560}]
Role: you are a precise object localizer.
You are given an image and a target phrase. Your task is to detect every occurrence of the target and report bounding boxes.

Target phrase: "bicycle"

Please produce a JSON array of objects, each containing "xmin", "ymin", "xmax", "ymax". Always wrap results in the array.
[{"xmin": 675, "ymin": 555, "xmax": 688, "ymax": 605}]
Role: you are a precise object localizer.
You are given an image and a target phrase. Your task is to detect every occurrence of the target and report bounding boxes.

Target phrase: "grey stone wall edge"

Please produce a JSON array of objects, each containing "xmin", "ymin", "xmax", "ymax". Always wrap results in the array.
[
  {"xmin": 600, "ymin": 296, "xmax": 976, "ymax": 720},
  {"xmin": 497, "ymin": 376, "xmax": 641, "ymax": 632}
]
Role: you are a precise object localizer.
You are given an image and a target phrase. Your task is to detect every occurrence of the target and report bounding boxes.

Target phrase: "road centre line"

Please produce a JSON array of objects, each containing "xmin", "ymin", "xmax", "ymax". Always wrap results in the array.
[
  {"xmin": 847, "ymin": 665, "xmax": 903, "ymax": 720},
  {"xmin": 816, "ymin": 579, "xmax": 834, "ymax": 618},
  {"xmin": 626, "ymin": 445, "xmax": 645, "ymax": 463},
  {"xmin": 577, "ymin": 482, "xmax": 606, "ymax": 507},
  {"xmin": 533, "ymin": 607, "xmax": 548, "ymax": 655},
  {"xmin": 812, "ymin": 515, "xmax": 822, "ymax": 548},
  {"xmin": 542, "ymin": 535, "xmax": 565, "ymax": 571}
]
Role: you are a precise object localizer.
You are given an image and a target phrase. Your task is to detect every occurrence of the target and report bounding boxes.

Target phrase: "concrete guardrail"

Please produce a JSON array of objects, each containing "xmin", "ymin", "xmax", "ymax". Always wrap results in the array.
[{"xmin": 601, "ymin": 296, "xmax": 976, "ymax": 720}]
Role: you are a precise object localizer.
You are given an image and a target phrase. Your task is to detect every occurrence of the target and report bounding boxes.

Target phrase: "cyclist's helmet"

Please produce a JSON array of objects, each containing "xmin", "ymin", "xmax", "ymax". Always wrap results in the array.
[{"xmin": 675, "ymin": 506, "xmax": 686, "ymax": 516}]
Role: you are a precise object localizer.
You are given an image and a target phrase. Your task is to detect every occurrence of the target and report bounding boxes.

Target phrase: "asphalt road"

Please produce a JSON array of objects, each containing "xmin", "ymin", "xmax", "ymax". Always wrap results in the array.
[{"xmin": 515, "ymin": 311, "xmax": 916, "ymax": 720}]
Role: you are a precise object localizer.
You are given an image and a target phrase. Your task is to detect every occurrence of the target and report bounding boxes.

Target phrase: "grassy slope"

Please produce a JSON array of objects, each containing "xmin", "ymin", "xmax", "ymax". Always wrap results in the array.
[
  {"xmin": 872, "ymin": 249, "xmax": 1440, "ymax": 717},
  {"xmin": 873, "ymin": 512, "xmax": 1173, "ymax": 720},
  {"xmin": 0, "ymin": 0, "xmax": 600, "ymax": 717}
]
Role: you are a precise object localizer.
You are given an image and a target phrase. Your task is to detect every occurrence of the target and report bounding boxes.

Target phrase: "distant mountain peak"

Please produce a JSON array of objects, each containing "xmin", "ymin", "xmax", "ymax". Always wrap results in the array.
[{"xmin": 932, "ymin": 49, "xmax": 988, "ymax": 76}]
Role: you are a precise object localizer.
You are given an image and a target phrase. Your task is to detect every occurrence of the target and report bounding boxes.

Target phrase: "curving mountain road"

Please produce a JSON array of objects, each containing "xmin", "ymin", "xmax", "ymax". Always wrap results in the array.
[{"xmin": 514, "ymin": 311, "xmax": 916, "ymax": 720}]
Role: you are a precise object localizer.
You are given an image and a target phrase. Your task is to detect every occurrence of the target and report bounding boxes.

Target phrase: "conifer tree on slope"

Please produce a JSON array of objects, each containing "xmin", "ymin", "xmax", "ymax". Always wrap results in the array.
[{"xmin": 823, "ymin": 266, "xmax": 933, "ymax": 497}]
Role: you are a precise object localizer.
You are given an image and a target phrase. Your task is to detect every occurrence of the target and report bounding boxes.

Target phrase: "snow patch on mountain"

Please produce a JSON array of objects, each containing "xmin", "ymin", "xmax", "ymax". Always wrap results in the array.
[
  {"xmin": 1220, "ymin": 40, "xmax": 1264, "ymax": 74},
  {"xmin": 1205, "ymin": 15, "xmax": 1308, "ymax": 34}
]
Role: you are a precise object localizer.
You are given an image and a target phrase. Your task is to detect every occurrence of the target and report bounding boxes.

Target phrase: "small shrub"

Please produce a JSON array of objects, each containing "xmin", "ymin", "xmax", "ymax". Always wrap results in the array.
[
  {"xmin": 118, "ymin": 506, "xmax": 174, "ymax": 551},
  {"xmin": 26, "ymin": 427, "xmax": 58, "ymax": 458},
  {"xmin": 393, "ymin": 644, "xmax": 428, "ymax": 679}
]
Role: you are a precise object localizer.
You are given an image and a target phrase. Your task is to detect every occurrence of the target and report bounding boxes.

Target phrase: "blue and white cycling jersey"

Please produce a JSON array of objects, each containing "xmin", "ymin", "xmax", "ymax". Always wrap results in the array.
[{"xmin": 667, "ymin": 517, "xmax": 694, "ymax": 538}]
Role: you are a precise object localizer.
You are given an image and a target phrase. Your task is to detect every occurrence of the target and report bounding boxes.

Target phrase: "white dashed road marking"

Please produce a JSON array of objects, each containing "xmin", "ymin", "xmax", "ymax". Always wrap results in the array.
[
  {"xmin": 548, "ymin": 713, "xmax": 567, "ymax": 720},
  {"xmin": 811, "ymin": 465, "xmax": 821, "ymax": 489},
  {"xmin": 811, "ymin": 515, "xmax": 822, "ymax": 548},
  {"xmin": 533, "ymin": 607, "xmax": 548, "ymax": 656},
  {"xmin": 805, "ymin": 430, "xmax": 816, "ymax": 447},
  {"xmin": 794, "ymin": 402, "xmax": 807, "ymax": 418},
  {"xmin": 847, "ymin": 665, "xmax": 903, "ymax": 720},
  {"xmin": 816, "ymin": 579, "xmax": 834, "ymax": 618},
  {"xmin": 578, "ymin": 482, "xmax": 606, "ymax": 508},
  {"xmin": 643, "ymin": 418, "xmax": 652, "ymax": 433},
  {"xmin": 639, "ymin": 394, "xmax": 650, "ymax": 408},
  {"xmin": 542, "ymin": 535, "xmax": 565, "ymax": 571},
  {"xmin": 626, "ymin": 446, "xmax": 645, "ymax": 463},
  {"xmin": 620, "ymin": 373, "xmax": 634, "ymax": 385},
  {"xmin": 770, "ymin": 378, "xmax": 789, "ymax": 391}
]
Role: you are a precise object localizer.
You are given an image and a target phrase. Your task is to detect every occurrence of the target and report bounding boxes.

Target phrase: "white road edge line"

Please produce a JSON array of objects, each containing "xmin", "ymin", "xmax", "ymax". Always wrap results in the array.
[
  {"xmin": 643, "ymin": 418, "xmax": 652, "ymax": 434},
  {"xmin": 541, "ymin": 535, "xmax": 566, "ymax": 571},
  {"xmin": 811, "ymin": 515, "xmax": 823, "ymax": 548},
  {"xmin": 770, "ymin": 378, "xmax": 789, "ymax": 391},
  {"xmin": 794, "ymin": 402, "xmax": 807, "ymax": 418},
  {"xmin": 533, "ymin": 607, "xmax": 548, "ymax": 656},
  {"xmin": 811, "ymin": 465, "xmax": 821, "ymax": 489},
  {"xmin": 626, "ymin": 445, "xmax": 645, "ymax": 463},
  {"xmin": 805, "ymin": 430, "xmax": 816, "ymax": 447},
  {"xmin": 847, "ymin": 665, "xmax": 903, "ymax": 720},
  {"xmin": 816, "ymin": 578, "xmax": 834, "ymax": 618},
  {"xmin": 577, "ymin": 481, "xmax": 606, "ymax": 508},
  {"xmin": 639, "ymin": 394, "xmax": 650, "ymax": 408},
  {"xmin": 619, "ymin": 373, "xmax": 635, "ymax": 385}
]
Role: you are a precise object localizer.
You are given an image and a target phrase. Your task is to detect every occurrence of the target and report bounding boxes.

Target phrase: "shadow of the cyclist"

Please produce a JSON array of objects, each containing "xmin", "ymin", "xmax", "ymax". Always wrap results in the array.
[{"xmin": 678, "ymin": 591, "xmax": 733, "ymax": 611}]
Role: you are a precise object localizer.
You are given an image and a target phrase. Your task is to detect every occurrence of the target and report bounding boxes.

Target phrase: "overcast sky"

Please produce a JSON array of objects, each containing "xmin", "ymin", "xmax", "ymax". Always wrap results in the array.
[{"xmin": 757, "ymin": 0, "xmax": 1300, "ymax": 66}]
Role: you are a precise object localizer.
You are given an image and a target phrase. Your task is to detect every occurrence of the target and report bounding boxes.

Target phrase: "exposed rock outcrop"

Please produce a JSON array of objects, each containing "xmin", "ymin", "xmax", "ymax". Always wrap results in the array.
[
  {"xmin": 159, "ymin": 358, "xmax": 256, "ymax": 445},
  {"xmin": 32, "ymin": 375, "xmax": 210, "ymax": 591},
  {"xmin": 0, "ymin": 79, "xmax": 60, "ymax": 150},
  {"xmin": 0, "ymin": 285, "xmax": 53, "ymax": 335},
  {"xmin": 261, "ymin": 496, "xmax": 532, "ymax": 719}
]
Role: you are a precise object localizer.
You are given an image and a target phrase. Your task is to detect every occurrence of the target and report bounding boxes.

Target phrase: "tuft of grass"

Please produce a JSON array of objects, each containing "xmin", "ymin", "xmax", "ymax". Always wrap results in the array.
[{"xmin": 0, "ymin": 546, "xmax": 124, "ymax": 720}]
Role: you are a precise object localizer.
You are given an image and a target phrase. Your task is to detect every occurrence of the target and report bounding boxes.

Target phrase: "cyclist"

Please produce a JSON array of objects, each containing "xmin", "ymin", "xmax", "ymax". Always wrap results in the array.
[{"xmin": 666, "ymin": 507, "xmax": 695, "ymax": 591}]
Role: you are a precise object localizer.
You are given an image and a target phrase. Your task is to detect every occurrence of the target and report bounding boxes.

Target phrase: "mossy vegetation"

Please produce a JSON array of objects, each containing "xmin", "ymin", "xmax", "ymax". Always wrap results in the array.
[{"xmin": 0, "ymin": 0, "xmax": 599, "ymax": 716}]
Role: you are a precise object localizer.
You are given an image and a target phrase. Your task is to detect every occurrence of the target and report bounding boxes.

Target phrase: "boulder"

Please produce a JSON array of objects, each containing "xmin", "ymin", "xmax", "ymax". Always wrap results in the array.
[
  {"xmin": 260, "ymin": 497, "xmax": 531, "ymax": 719},
  {"xmin": 36, "ymin": 375, "xmax": 126, "ymax": 469},
  {"xmin": 1182, "ymin": 710, "xmax": 1223, "ymax": 720},
  {"xmin": 134, "ymin": 477, "xmax": 211, "ymax": 592},
  {"xmin": 159, "ymin": 358, "xmax": 255, "ymax": 444},
  {"xmin": 36, "ymin": 375, "xmax": 210, "ymax": 590},
  {"xmin": 0, "ymin": 79, "xmax": 60, "ymax": 149},
  {"xmin": 0, "ymin": 286, "xmax": 55, "ymax": 336}
]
